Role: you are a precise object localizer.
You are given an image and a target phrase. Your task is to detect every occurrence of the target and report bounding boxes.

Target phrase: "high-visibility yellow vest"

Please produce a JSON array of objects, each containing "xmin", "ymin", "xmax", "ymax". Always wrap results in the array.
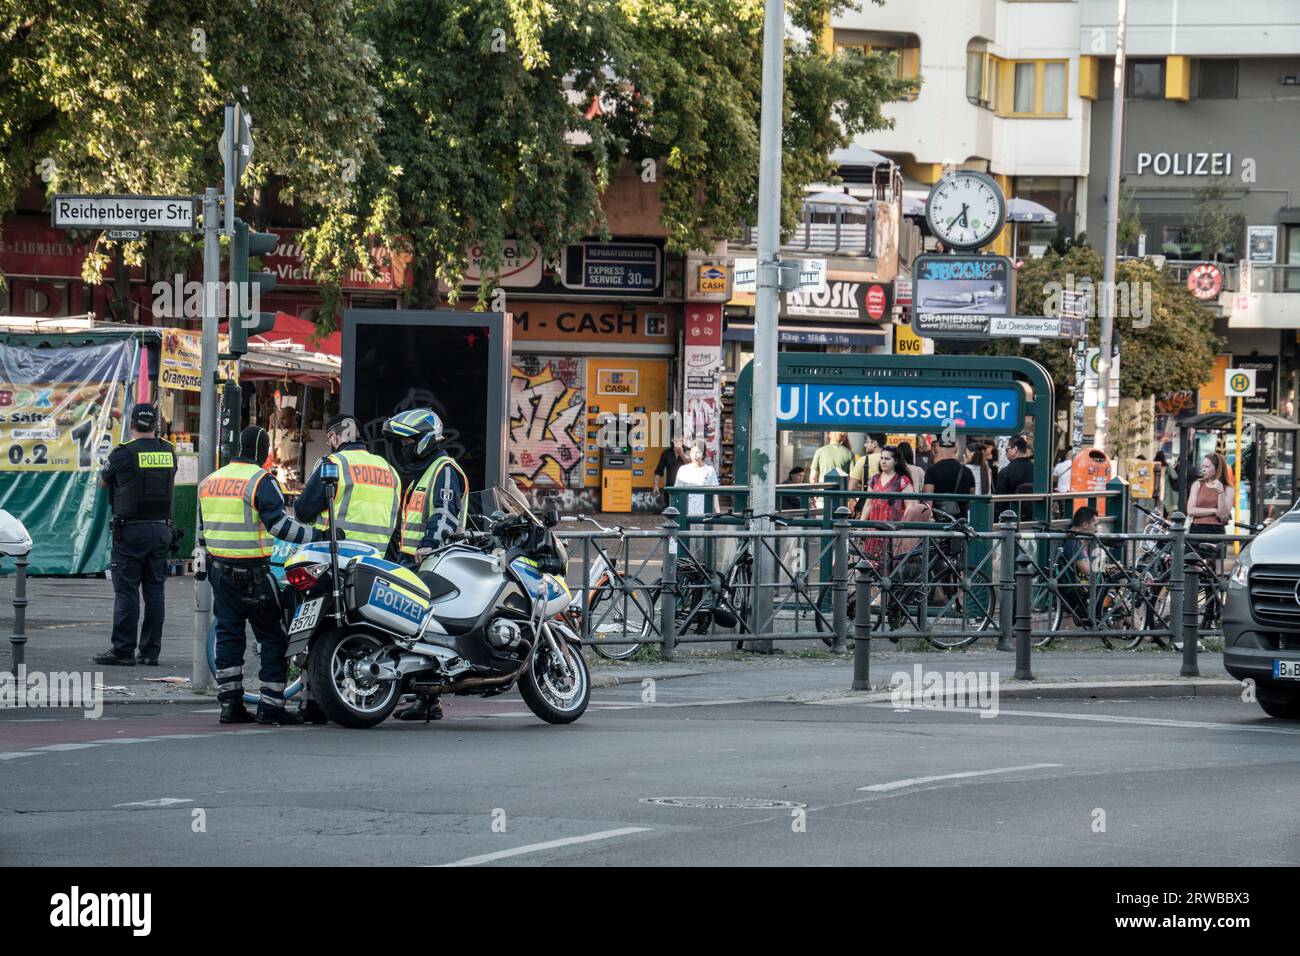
[
  {"xmin": 199, "ymin": 461, "xmax": 272, "ymax": 560},
  {"xmin": 399, "ymin": 455, "xmax": 469, "ymax": 555},
  {"xmin": 314, "ymin": 449, "xmax": 401, "ymax": 548}
]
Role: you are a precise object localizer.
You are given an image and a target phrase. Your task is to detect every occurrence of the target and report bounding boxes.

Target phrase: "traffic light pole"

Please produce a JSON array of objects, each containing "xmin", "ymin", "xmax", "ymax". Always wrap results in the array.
[
  {"xmin": 193, "ymin": 186, "xmax": 220, "ymax": 691},
  {"xmin": 1095, "ymin": 0, "xmax": 1128, "ymax": 453}
]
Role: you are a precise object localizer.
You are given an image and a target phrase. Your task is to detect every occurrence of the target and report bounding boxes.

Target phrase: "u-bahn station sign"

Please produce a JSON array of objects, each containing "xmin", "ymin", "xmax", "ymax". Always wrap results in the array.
[{"xmin": 51, "ymin": 194, "xmax": 198, "ymax": 232}]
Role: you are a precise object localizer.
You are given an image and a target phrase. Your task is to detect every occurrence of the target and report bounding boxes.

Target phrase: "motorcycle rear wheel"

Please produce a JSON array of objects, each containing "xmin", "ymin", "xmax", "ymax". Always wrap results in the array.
[
  {"xmin": 307, "ymin": 630, "xmax": 401, "ymax": 729},
  {"xmin": 518, "ymin": 631, "xmax": 590, "ymax": 725}
]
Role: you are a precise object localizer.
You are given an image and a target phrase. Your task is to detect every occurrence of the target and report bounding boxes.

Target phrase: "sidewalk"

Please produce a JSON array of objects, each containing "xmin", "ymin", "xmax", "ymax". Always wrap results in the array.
[{"xmin": 0, "ymin": 576, "xmax": 1236, "ymax": 704}]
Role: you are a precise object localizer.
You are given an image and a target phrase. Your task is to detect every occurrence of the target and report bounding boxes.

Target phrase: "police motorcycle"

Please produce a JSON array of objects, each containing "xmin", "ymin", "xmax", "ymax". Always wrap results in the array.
[{"xmin": 280, "ymin": 465, "xmax": 589, "ymax": 728}]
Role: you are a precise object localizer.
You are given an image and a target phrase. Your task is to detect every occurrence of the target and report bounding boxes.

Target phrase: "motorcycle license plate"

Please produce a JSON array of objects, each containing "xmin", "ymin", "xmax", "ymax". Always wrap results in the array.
[{"xmin": 288, "ymin": 598, "xmax": 324, "ymax": 635}]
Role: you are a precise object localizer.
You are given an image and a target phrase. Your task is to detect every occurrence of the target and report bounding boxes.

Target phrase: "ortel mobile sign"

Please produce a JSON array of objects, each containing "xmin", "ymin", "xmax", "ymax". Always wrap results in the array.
[{"xmin": 776, "ymin": 382, "xmax": 1023, "ymax": 432}]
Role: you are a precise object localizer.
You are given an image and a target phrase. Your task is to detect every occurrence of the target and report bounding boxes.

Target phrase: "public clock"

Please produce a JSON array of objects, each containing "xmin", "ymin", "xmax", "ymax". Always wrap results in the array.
[{"xmin": 924, "ymin": 171, "xmax": 1007, "ymax": 251}]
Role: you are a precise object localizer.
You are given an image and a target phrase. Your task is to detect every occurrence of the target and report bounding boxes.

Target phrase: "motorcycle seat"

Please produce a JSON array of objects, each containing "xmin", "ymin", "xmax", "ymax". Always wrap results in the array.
[{"xmin": 418, "ymin": 570, "xmax": 459, "ymax": 602}]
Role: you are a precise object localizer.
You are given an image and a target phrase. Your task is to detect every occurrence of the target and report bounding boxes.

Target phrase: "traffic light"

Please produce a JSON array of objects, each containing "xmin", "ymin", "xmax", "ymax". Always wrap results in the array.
[{"xmin": 226, "ymin": 217, "xmax": 278, "ymax": 356}]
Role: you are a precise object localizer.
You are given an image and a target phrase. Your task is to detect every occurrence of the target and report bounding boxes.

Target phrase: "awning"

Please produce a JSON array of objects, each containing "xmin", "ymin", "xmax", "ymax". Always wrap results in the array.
[
  {"xmin": 1006, "ymin": 197, "xmax": 1058, "ymax": 224},
  {"xmin": 724, "ymin": 321, "xmax": 888, "ymax": 348},
  {"xmin": 1179, "ymin": 412, "xmax": 1299, "ymax": 432},
  {"xmin": 240, "ymin": 347, "xmax": 340, "ymax": 391},
  {"xmin": 252, "ymin": 312, "xmax": 340, "ymax": 356}
]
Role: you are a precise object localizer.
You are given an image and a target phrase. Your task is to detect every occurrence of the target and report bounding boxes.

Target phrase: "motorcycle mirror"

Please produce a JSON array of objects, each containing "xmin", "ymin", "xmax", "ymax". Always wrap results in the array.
[
  {"xmin": 543, "ymin": 508, "xmax": 560, "ymax": 528},
  {"xmin": 319, "ymin": 459, "xmax": 340, "ymax": 485}
]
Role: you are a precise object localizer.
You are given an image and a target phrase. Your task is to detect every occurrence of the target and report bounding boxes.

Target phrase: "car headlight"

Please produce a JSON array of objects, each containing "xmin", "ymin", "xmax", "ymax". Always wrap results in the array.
[{"xmin": 1228, "ymin": 546, "xmax": 1253, "ymax": 588}]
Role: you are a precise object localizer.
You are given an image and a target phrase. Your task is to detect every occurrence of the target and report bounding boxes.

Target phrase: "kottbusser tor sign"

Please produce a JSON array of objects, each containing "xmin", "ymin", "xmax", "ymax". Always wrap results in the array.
[{"xmin": 777, "ymin": 382, "xmax": 1023, "ymax": 431}]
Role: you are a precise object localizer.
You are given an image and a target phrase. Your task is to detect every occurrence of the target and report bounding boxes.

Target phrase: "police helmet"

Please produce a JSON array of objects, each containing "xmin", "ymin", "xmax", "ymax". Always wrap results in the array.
[{"xmin": 382, "ymin": 408, "xmax": 445, "ymax": 469}]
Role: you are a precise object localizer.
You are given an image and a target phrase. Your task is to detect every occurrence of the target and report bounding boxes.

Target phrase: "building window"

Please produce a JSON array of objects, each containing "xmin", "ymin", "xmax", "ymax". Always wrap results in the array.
[
  {"xmin": 1128, "ymin": 59, "xmax": 1165, "ymax": 98},
  {"xmin": 1007, "ymin": 60, "xmax": 1069, "ymax": 117},
  {"xmin": 1199, "ymin": 59, "xmax": 1238, "ymax": 99},
  {"xmin": 966, "ymin": 41, "xmax": 1001, "ymax": 109},
  {"xmin": 835, "ymin": 33, "xmax": 921, "ymax": 100},
  {"xmin": 1014, "ymin": 63, "xmax": 1036, "ymax": 113}
]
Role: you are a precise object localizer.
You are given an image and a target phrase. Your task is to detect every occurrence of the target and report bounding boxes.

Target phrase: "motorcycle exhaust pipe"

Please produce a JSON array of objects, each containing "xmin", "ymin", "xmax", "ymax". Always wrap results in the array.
[{"xmin": 356, "ymin": 660, "xmax": 399, "ymax": 682}]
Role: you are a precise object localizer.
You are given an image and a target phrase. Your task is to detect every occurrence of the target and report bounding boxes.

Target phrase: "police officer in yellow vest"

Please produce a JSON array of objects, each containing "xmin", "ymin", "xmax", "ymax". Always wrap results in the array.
[
  {"xmin": 383, "ymin": 409, "xmax": 468, "ymax": 567},
  {"xmin": 94, "ymin": 404, "xmax": 177, "ymax": 667},
  {"xmin": 383, "ymin": 408, "xmax": 468, "ymax": 721},
  {"xmin": 199, "ymin": 426, "xmax": 330, "ymax": 725},
  {"xmin": 294, "ymin": 413, "xmax": 402, "ymax": 554}
]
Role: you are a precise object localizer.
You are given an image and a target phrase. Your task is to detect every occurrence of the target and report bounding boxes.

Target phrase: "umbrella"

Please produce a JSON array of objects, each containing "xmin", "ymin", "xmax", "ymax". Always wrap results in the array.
[
  {"xmin": 1006, "ymin": 197, "xmax": 1057, "ymax": 224},
  {"xmin": 902, "ymin": 191, "xmax": 927, "ymax": 218},
  {"xmin": 804, "ymin": 189, "xmax": 868, "ymax": 212},
  {"xmin": 829, "ymin": 144, "xmax": 893, "ymax": 168}
]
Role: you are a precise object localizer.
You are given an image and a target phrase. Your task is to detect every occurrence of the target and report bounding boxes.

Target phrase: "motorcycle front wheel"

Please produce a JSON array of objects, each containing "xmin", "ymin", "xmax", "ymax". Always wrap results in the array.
[
  {"xmin": 518, "ymin": 630, "xmax": 590, "ymax": 725},
  {"xmin": 306, "ymin": 629, "xmax": 402, "ymax": 728}
]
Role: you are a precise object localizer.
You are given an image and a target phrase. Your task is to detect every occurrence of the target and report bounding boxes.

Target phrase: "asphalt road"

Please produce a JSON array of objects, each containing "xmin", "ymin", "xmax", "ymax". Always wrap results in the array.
[{"xmin": 2, "ymin": 671, "xmax": 1297, "ymax": 867}]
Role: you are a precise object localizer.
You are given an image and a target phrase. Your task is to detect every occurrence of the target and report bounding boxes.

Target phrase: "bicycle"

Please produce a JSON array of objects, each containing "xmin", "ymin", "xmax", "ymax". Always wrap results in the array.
[
  {"xmin": 817, "ymin": 510, "xmax": 997, "ymax": 650},
  {"xmin": 558, "ymin": 516, "xmax": 655, "ymax": 661}
]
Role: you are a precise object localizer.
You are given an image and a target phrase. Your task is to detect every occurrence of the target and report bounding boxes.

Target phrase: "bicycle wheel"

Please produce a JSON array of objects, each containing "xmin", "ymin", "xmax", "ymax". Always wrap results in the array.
[
  {"xmin": 812, "ymin": 581, "xmax": 856, "ymax": 648},
  {"xmin": 924, "ymin": 568, "xmax": 996, "ymax": 650},
  {"xmin": 587, "ymin": 577, "xmax": 654, "ymax": 661}
]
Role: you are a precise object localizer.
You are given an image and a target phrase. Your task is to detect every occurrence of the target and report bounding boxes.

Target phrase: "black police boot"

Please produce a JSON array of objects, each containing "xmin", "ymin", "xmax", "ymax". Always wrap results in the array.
[
  {"xmin": 256, "ymin": 702, "xmax": 306, "ymax": 725},
  {"xmin": 299, "ymin": 700, "xmax": 330, "ymax": 724},
  {"xmin": 219, "ymin": 697, "xmax": 255, "ymax": 724},
  {"xmin": 137, "ymin": 652, "xmax": 158, "ymax": 666},
  {"xmin": 395, "ymin": 695, "xmax": 443, "ymax": 722}
]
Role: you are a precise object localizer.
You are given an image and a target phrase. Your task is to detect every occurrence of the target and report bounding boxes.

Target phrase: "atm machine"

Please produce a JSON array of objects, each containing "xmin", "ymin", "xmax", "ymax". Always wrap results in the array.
[{"xmin": 596, "ymin": 413, "xmax": 634, "ymax": 513}]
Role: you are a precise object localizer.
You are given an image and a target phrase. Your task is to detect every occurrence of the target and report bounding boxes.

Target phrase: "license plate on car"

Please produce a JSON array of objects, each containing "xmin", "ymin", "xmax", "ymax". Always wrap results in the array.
[
  {"xmin": 288, "ymin": 598, "xmax": 324, "ymax": 635},
  {"xmin": 1273, "ymin": 659, "xmax": 1300, "ymax": 680}
]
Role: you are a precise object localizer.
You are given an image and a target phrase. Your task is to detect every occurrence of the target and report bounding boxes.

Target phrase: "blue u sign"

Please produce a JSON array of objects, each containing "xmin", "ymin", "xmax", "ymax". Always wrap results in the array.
[{"xmin": 776, "ymin": 383, "xmax": 1023, "ymax": 432}]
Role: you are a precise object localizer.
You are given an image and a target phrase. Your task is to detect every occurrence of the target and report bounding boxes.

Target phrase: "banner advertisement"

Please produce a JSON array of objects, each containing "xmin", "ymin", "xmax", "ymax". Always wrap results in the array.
[
  {"xmin": 160, "ymin": 328, "xmax": 237, "ymax": 391},
  {"xmin": 683, "ymin": 306, "xmax": 722, "ymax": 464},
  {"xmin": 0, "ymin": 341, "xmax": 132, "ymax": 472}
]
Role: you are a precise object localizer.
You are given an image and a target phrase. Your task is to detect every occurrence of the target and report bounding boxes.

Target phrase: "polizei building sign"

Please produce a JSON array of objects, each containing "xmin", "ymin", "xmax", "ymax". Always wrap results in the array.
[{"xmin": 1135, "ymin": 152, "xmax": 1234, "ymax": 177}]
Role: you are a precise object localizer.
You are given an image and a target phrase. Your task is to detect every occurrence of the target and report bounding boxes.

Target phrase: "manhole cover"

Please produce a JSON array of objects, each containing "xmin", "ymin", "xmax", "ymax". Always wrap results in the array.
[{"xmin": 639, "ymin": 797, "xmax": 807, "ymax": 810}]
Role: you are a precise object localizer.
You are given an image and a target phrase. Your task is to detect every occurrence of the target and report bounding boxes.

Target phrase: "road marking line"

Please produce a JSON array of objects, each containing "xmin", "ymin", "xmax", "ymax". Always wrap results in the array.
[
  {"xmin": 30, "ymin": 742, "xmax": 101, "ymax": 751},
  {"xmin": 113, "ymin": 797, "xmax": 195, "ymax": 808},
  {"xmin": 435, "ymin": 827, "xmax": 653, "ymax": 867},
  {"xmin": 858, "ymin": 763, "xmax": 1063, "ymax": 792},
  {"xmin": 853, "ymin": 701, "xmax": 1300, "ymax": 735},
  {"xmin": 0, "ymin": 752, "xmax": 41, "ymax": 760}
]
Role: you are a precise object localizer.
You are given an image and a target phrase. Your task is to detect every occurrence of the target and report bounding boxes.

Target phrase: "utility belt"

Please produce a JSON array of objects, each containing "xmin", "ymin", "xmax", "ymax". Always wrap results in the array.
[
  {"xmin": 210, "ymin": 557, "xmax": 274, "ymax": 597},
  {"xmin": 112, "ymin": 517, "xmax": 183, "ymax": 555}
]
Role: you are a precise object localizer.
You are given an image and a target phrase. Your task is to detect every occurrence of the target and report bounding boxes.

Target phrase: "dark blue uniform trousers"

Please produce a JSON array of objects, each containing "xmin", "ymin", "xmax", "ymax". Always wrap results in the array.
[
  {"xmin": 110, "ymin": 521, "xmax": 172, "ymax": 659},
  {"xmin": 210, "ymin": 562, "xmax": 290, "ymax": 707}
]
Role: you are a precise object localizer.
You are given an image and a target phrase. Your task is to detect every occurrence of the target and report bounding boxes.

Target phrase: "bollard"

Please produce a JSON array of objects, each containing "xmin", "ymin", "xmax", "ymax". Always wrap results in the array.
[
  {"xmin": 831, "ymin": 507, "xmax": 850, "ymax": 654},
  {"xmin": 1013, "ymin": 552, "xmax": 1035, "ymax": 681},
  {"xmin": 1181, "ymin": 565, "xmax": 1201, "ymax": 678},
  {"xmin": 851, "ymin": 558, "xmax": 872, "ymax": 690},
  {"xmin": 9, "ymin": 552, "xmax": 28, "ymax": 677},
  {"xmin": 1168, "ymin": 511, "xmax": 1187, "ymax": 661},
  {"xmin": 659, "ymin": 508, "xmax": 679, "ymax": 661},
  {"xmin": 996, "ymin": 509, "xmax": 1018, "ymax": 653}
]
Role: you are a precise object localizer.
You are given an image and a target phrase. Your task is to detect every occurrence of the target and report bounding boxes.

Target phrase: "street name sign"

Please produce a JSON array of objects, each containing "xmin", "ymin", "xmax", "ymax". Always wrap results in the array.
[
  {"xmin": 51, "ymin": 194, "xmax": 197, "ymax": 232},
  {"xmin": 914, "ymin": 312, "xmax": 990, "ymax": 338}
]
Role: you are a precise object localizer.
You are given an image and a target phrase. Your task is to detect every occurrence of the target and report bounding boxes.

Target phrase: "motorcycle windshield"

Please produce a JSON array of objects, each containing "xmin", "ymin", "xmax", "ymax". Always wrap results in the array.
[{"xmin": 467, "ymin": 483, "xmax": 543, "ymax": 531}]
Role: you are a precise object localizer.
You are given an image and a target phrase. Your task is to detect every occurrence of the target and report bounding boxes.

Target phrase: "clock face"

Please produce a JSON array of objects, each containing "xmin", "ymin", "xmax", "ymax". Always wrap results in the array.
[{"xmin": 925, "ymin": 172, "xmax": 1006, "ymax": 250}]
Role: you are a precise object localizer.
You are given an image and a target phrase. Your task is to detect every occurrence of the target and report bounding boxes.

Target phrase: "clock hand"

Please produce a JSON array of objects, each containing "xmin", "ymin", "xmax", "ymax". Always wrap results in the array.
[{"xmin": 958, "ymin": 203, "xmax": 970, "ymax": 229}]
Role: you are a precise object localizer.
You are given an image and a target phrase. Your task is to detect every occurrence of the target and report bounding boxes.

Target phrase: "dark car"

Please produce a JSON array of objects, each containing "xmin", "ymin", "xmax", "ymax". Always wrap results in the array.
[{"xmin": 1222, "ymin": 508, "xmax": 1300, "ymax": 718}]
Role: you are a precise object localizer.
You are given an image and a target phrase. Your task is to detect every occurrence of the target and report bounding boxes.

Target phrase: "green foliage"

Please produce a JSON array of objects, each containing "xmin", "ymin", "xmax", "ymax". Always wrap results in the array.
[
  {"xmin": 304, "ymin": 0, "xmax": 917, "ymax": 322},
  {"xmin": 1, "ymin": 1, "xmax": 382, "ymax": 288},
  {"xmin": 977, "ymin": 246, "xmax": 1221, "ymax": 405},
  {"xmin": 1188, "ymin": 177, "xmax": 1245, "ymax": 259}
]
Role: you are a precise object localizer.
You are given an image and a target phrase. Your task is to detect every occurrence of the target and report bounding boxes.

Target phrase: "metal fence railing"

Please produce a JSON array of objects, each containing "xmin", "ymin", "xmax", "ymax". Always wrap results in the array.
[{"xmin": 554, "ymin": 508, "xmax": 1251, "ymax": 690}]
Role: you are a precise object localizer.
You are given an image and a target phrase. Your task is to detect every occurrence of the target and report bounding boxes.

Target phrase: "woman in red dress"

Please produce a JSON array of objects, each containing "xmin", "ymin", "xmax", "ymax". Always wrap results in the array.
[{"xmin": 861, "ymin": 446, "xmax": 913, "ymax": 565}]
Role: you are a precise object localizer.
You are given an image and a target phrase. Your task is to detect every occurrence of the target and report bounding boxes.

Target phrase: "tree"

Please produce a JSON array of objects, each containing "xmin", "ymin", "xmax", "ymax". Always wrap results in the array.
[
  {"xmin": 978, "ymin": 245, "xmax": 1221, "ymax": 408},
  {"xmin": 0, "ymin": 1, "xmax": 382, "ymax": 306},
  {"xmin": 300, "ymin": 0, "xmax": 917, "ymax": 325},
  {"xmin": 1188, "ymin": 176, "xmax": 1245, "ymax": 261}
]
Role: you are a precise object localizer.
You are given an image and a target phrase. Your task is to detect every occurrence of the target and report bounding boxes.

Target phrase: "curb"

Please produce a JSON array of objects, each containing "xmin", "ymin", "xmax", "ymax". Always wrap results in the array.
[
  {"xmin": 806, "ymin": 678, "xmax": 1243, "ymax": 705},
  {"xmin": 590, "ymin": 669, "xmax": 707, "ymax": 689}
]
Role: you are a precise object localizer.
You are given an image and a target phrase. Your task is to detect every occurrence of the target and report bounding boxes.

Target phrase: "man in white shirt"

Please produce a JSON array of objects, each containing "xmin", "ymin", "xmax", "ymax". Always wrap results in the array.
[{"xmin": 675, "ymin": 439, "xmax": 719, "ymax": 516}]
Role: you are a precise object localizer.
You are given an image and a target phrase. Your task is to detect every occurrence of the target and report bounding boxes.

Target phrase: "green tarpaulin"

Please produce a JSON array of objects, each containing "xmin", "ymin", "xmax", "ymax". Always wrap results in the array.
[{"xmin": 0, "ymin": 471, "xmax": 111, "ymax": 574}]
